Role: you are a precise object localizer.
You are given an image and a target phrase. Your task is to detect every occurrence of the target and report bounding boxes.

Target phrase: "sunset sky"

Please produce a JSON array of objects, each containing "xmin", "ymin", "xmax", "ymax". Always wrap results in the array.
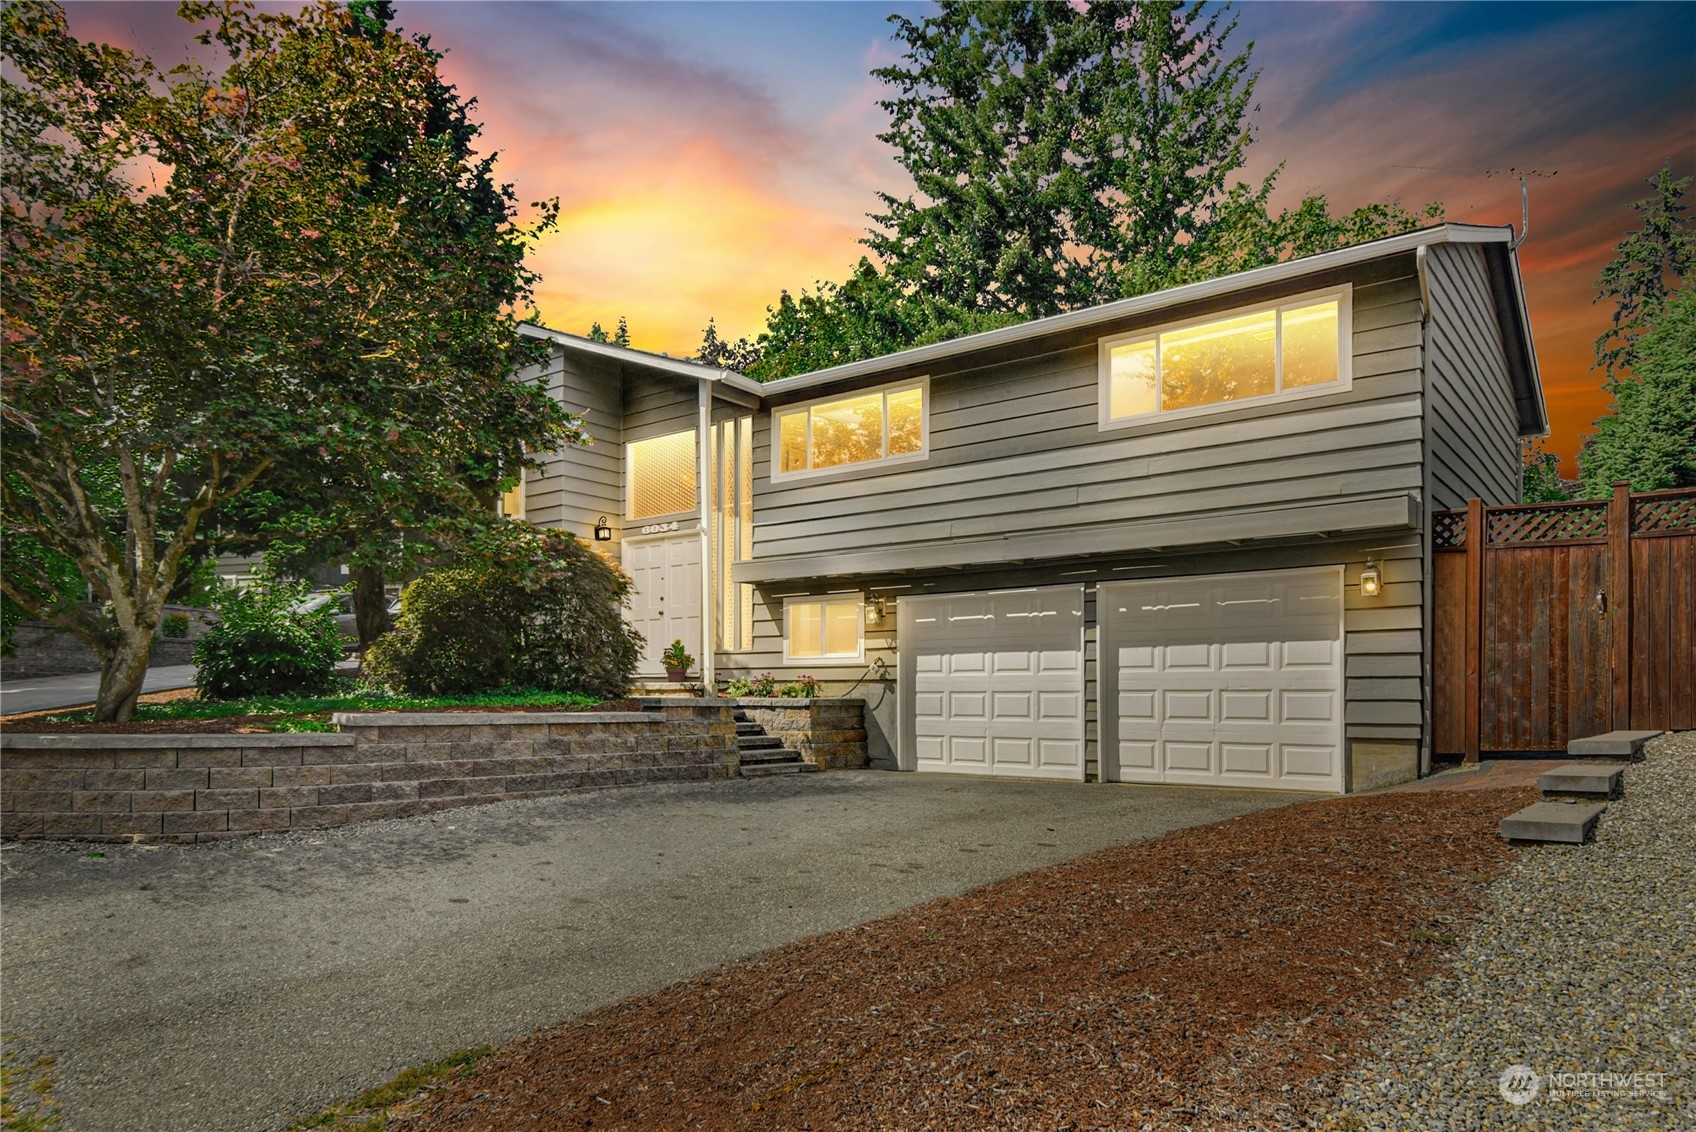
[{"xmin": 63, "ymin": 1, "xmax": 1696, "ymax": 471}]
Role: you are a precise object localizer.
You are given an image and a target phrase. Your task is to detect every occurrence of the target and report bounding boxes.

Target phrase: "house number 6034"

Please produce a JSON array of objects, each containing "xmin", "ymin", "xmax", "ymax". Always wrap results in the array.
[{"xmin": 639, "ymin": 520, "xmax": 681, "ymax": 535}]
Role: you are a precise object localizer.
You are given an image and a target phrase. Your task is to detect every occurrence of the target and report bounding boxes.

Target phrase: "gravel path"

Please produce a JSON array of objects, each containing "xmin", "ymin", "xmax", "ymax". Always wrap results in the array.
[{"xmin": 1311, "ymin": 731, "xmax": 1696, "ymax": 1130}]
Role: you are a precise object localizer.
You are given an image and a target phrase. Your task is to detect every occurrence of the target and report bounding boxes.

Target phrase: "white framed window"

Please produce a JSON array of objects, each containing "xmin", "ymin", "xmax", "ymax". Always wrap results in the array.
[
  {"xmin": 783, "ymin": 594, "xmax": 864, "ymax": 664},
  {"xmin": 772, "ymin": 378, "xmax": 928, "ymax": 481},
  {"xmin": 626, "ymin": 429, "xmax": 697, "ymax": 520},
  {"xmin": 1099, "ymin": 285, "xmax": 1352, "ymax": 429}
]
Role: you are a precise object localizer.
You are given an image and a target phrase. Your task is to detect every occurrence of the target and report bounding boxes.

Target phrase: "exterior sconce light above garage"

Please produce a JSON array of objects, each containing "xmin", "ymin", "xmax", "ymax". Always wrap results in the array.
[
  {"xmin": 1359, "ymin": 558, "xmax": 1382, "ymax": 598},
  {"xmin": 594, "ymin": 516, "xmax": 613, "ymax": 542},
  {"xmin": 865, "ymin": 597, "xmax": 888, "ymax": 626}
]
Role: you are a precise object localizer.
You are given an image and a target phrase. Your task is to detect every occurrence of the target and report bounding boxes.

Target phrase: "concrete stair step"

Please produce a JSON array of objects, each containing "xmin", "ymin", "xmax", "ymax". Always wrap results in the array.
[
  {"xmin": 735, "ymin": 722, "xmax": 764, "ymax": 735},
  {"xmin": 1567, "ymin": 730, "xmax": 1662, "ymax": 758},
  {"xmin": 738, "ymin": 748, "xmax": 803, "ymax": 765},
  {"xmin": 1537, "ymin": 763, "xmax": 1624, "ymax": 800},
  {"xmin": 739, "ymin": 761, "xmax": 819, "ymax": 777},
  {"xmin": 1501, "ymin": 800, "xmax": 1606, "ymax": 844},
  {"xmin": 737, "ymin": 736, "xmax": 785, "ymax": 751}
]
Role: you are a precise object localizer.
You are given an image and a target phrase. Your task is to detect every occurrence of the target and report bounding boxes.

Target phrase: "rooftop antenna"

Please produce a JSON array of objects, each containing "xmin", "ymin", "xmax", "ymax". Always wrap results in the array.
[{"xmin": 1391, "ymin": 163, "xmax": 1558, "ymax": 250}]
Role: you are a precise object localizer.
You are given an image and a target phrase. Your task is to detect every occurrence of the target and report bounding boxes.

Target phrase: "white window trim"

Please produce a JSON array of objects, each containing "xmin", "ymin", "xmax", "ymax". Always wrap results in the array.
[
  {"xmin": 770, "ymin": 376, "xmax": 930, "ymax": 484},
  {"xmin": 1097, "ymin": 284, "xmax": 1353, "ymax": 432},
  {"xmin": 625, "ymin": 427, "xmax": 699, "ymax": 522},
  {"xmin": 782, "ymin": 593, "xmax": 866, "ymax": 665}
]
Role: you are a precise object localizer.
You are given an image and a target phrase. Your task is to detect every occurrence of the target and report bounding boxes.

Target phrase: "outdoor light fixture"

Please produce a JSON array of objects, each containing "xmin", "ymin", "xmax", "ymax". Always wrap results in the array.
[
  {"xmin": 1359, "ymin": 558, "xmax": 1382, "ymax": 598},
  {"xmin": 865, "ymin": 597, "xmax": 887, "ymax": 625},
  {"xmin": 593, "ymin": 516, "xmax": 613, "ymax": 541}
]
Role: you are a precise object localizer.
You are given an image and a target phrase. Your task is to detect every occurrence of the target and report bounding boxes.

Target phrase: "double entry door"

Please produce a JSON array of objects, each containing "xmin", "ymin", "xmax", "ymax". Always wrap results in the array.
[{"xmin": 623, "ymin": 533, "xmax": 703, "ymax": 675}]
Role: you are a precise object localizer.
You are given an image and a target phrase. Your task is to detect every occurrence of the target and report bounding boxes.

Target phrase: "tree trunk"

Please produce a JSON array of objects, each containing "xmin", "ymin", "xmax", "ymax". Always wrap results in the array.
[
  {"xmin": 352, "ymin": 564, "xmax": 391, "ymax": 650},
  {"xmin": 93, "ymin": 635, "xmax": 153, "ymax": 722}
]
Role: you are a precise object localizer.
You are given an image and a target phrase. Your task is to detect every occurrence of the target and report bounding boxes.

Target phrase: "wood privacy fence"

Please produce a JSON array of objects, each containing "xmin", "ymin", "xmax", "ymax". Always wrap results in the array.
[{"xmin": 1433, "ymin": 484, "xmax": 1695, "ymax": 758}]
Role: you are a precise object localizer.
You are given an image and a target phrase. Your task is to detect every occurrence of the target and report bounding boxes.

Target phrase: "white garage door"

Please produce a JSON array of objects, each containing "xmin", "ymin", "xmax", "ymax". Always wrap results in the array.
[
  {"xmin": 901, "ymin": 586, "xmax": 1085, "ymax": 780},
  {"xmin": 1100, "ymin": 567, "xmax": 1343, "ymax": 792}
]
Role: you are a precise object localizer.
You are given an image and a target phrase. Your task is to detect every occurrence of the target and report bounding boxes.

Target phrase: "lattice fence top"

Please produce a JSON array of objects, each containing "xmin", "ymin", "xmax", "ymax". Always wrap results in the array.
[
  {"xmin": 1634, "ymin": 492, "xmax": 1696, "ymax": 533},
  {"xmin": 1432, "ymin": 511, "xmax": 1467, "ymax": 548},
  {"xmin": 1486, "ymin": 503, "xmax": 1609, "ymax": 545}
]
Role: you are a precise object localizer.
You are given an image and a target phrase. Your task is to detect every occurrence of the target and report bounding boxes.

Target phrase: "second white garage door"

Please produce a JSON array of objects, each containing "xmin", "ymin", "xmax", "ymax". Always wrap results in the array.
[
  {"xmin": 1100, "ymin": 567, "xmax": 1344, "ymax": 793},
  {"xmin": 900, "ymin": 586, "xmax": 1085, "ymax": 780}
]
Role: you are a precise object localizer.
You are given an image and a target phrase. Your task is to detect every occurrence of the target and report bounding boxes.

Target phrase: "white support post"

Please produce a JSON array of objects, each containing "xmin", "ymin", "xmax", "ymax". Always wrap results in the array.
[{"xmin": 697, "ymin": 379, "xmax": 715, "ymax": 692}]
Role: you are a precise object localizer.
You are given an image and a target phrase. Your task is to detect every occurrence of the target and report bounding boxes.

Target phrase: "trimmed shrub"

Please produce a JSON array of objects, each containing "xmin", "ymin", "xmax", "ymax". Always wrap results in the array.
[
  {"xmin": 193, "ymin": 576, "xmax": 344, "ymax": 699},
  {"xmin": 364, "ymin": 527, "xmax": 641, "ymax": 700},
  {"xmin": 159, "ymin": 612, "xmax": 191, "ymax": 639}
]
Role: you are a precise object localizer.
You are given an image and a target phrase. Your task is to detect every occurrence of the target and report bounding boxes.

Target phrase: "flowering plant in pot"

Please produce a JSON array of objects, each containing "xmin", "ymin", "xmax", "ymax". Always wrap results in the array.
[{"xmin": 662, "ymin": 639, "xmax": 694, "ymax": 681}]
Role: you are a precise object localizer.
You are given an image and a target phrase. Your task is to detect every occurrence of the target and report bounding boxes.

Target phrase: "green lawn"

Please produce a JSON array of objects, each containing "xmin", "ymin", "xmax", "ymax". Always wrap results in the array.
[{"xmin": 40, "ymin": 685, "xmax": 604, "ymax": 732}]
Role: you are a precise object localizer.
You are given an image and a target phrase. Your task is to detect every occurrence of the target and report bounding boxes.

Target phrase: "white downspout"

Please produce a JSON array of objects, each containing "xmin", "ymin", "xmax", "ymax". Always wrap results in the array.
[{"xmin": 697, "ymin": 378, "xmax": 715, "ymax": 692}]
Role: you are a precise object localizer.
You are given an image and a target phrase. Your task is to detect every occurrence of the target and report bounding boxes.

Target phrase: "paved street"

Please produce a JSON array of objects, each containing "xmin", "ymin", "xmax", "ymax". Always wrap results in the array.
[
  {"xmin": 0, "ymin": 771, "xmax": 1312, "ymax": 1131},
  {"xmin": 0, "ymin": 665, "xmax": 199, "ymax": 716}
]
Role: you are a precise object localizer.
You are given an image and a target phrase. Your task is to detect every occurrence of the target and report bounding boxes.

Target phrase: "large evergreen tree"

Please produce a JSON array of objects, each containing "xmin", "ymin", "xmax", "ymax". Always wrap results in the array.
[
  {"xmin": 1593, "ymin": 164, "xmax": 1694, "ymax": 379},
  {"xmin": 1578, "ymin": 286, "xmax": 1696, "ymax": 495}
]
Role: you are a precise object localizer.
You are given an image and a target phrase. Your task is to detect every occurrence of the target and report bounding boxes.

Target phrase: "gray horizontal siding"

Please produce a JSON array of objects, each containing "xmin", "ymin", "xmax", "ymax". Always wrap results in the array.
[
  {"xmin": 749, "ymin": 269, "xmax": 1426, "ymax": 563},
  {"xmin": 716, "ymin": 535, "xmax": 1424, "ymax": 781},
  {"xmin": 520, "ymin": 347, "xmax": 627, "ymax": 542},
  {"xmin": 624, "ymin": 373, "xmax": 698, "ymax": 440},
  {"xmin": 1423, "ymin": 242, "xmax": 1523, "ymax": 511}
]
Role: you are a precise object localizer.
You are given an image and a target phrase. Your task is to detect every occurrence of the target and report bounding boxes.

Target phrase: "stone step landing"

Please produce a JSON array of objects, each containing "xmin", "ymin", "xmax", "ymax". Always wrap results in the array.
[
  {"xmin": 1500, "ymin": 800, "xmax": 1606, "ymax": 845},
  {"xmin": 1567, "ymin": 729, "xmax": 1661, "ymax": 759},
  {"xmin": 1536, "ymin": 763, "xmax": 1624, "ymax": 800}
]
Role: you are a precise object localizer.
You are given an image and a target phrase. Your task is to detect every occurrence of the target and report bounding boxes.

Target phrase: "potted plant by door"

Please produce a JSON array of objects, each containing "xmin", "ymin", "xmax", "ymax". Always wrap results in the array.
[{"xmin": 662, "ymin": 639, "xmax": 694, "ymax": 682}]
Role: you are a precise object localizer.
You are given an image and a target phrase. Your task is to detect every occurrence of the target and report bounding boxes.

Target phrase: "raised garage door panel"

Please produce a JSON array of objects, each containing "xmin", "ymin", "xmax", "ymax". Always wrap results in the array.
[
  {"xmin": 904, "ymin": 587, "xmax": 1084, "ymax": 779},
  {"xmin": 1103, "ymin": 568, "xmax": 1343, "ymax": 792}
]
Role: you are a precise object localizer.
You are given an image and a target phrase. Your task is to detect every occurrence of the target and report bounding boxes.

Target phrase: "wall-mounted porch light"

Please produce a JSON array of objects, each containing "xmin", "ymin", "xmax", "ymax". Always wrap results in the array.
[
  {"xmin": 1359, "ymin": 558, "xmax": 1382, "ymax": 598},
  {"xmin": 864, "ymin": 596, "xmax": 888, "ymax": 626},
  {"xmin": 593, "ymin": 516, "xmax": 613, "ymax": 542}
]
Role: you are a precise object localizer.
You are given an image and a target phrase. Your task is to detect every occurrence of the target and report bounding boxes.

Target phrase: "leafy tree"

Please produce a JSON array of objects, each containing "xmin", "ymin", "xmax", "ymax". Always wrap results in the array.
[
  {"xmin": 586, "ymin": 316, "xmax": 630, "ymax": 346},
  {"xmin": 210, "ymin": 1, "xmax": 584, "ymax": 650},
  {"xmin": 364, "ymin": 526, "xmax": 642, "ymax": 699},
  {"xmin": 1520, "ymin": 439, "xmax": 1573, "ymax": 503},
  {"xmin": 1594, "ymin": 164, "xmax": 1694, "ymax": 378},
  {"xmin": 1, "ymin": 1, "xmax": 564, "ymax": 719},
  {"xmin": 693, "ymin": 318, "xmax": 762, "ymax": 372},
  {"xmin": 1578, "ymin": 286, "xmax": 1696, "ymax": 495}
]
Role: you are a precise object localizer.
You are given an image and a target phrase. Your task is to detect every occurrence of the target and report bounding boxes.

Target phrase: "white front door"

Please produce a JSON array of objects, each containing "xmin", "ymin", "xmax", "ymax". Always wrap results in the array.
[
  {"xmin": 624, "ymin": 534, "xmax": 703, "ymax": 674},
  {"xmin": 1100, "ymin": 566, "xmax": 1344, "ymax": 792},
  {"xmin": 900, "ymin": 586, "xmax": 1085, "ymax": 780}
]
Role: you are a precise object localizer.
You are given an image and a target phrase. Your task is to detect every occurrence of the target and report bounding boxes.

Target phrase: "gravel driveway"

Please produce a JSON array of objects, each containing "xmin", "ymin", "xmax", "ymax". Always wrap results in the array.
[
  {"xmin": 0, "ymin": 770, "xmax": 1305, "ymax": 1132},
  {"xmin": 1314, "ymin": 731, "xmax": 1696, "ymax": 1130}
]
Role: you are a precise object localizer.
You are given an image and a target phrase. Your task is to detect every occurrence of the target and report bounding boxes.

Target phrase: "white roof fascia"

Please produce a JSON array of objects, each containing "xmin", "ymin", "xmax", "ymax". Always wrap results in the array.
[
  {"xmin": 744, "ymin": 224, "xmax": 1516, "ymax": 397},
  {"xmin": 518, "ymin": 323, "xmax": 740, "ymax": 384}
]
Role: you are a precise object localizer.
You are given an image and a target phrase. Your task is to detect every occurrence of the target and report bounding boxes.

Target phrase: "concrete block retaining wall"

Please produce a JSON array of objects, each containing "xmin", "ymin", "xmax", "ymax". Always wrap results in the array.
[
  {"xmin": 0, "ymin": 702, "xmax": 737, "ymax": 843},
  {"xmin": 3, "ymin": 607, "xmax": 211, "ymax": 680},
  {"xmin": 735, "ymin": 698, "xmax": 868, "ymax": 770}
]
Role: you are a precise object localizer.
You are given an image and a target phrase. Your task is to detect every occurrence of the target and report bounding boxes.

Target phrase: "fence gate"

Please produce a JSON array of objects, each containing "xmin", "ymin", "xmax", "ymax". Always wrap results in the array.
[{"xmin": 1433, "ymin": 484, "xmax": 1695, "ymax": 757}]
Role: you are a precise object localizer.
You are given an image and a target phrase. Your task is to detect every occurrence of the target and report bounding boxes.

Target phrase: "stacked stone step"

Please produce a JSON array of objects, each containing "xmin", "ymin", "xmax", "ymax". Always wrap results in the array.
[
  {"xmin": 1499, "ymin": 731, "xmax": 1659, "ymax": 845},
  {"xmin": 732, "ymin": 708, "xmax": 817, "ymax": 777}
]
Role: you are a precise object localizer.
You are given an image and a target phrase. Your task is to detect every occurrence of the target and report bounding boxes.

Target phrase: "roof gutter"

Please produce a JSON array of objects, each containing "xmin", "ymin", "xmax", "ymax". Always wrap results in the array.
[{"xmin": 742, "ymin": 223, "xmax": 1516, "ymax": 398}]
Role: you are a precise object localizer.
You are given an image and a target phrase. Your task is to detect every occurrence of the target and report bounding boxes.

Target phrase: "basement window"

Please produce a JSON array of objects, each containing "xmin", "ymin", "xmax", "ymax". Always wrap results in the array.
[{"xmin": 784, "ymin": 595, "xmax": 864, "ymax": 664}]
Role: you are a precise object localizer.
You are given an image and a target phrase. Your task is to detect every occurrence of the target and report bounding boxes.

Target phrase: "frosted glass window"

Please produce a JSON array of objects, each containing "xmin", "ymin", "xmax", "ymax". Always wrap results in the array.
[
  {"xmin": 772, "ymin": 380, "xmax": 927, "ymax": 478},
  {"xmin": 785, "ymin": 596, "xmax": 864, "ymax": 662},
  {"xmin": 1103, "ymin": 288, "xmax": 1348, "ymax": 422},
  {"xmin": 627, "ymin": 430, "xmax": 696, "ymax": 519}
]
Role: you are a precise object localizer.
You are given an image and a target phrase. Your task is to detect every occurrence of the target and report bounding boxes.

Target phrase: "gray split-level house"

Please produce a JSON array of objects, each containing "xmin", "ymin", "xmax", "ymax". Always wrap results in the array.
[{"xmin": 510, "ymin": 224, "xmax": 1545, "ymax": 795}]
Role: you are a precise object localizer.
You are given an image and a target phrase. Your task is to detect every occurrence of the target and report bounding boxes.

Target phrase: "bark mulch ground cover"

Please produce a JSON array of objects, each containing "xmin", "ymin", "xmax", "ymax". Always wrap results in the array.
[{"xmin": 391, "ymin": 787, "xmax": 1531, "ymax": 1132}]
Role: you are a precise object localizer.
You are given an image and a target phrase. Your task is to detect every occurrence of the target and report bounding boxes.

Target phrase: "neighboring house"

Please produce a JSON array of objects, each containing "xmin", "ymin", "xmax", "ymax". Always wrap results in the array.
[{"xmin": 515, "ymin": 223, "xmax": 1544, "ymax": 794}]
